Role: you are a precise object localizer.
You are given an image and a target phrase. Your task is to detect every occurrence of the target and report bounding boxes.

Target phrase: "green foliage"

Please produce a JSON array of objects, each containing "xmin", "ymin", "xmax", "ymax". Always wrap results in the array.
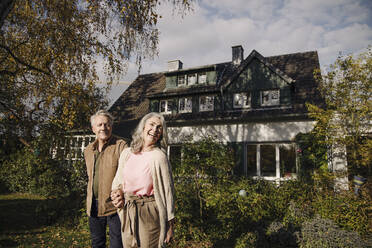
[
  {"xmin": 307, "ymin": 47, "xmax": 372, "ymax": 177},
  {"xmin": 172, "ymin": 136, "xmax": 371, "ymax": 247},
  {"xmin": 234, "ymin": 231, "xmax": 258, "ymax": 248},
  {"xmin": 266, "ymin": 221, "xmax": 299, "ymax": 248},
  {"xmin": 311, "ymin": 191, "xmax": 370, "ymax": 236},
  {"xmin": 295, "ymin": 132, "xmax": 328, "ymax": 182},
  {"xmin": 0, "ymin": 138, "xmax": 87, "ymax": 198},
  {"xmin": 173, "ymin": 135, "xmax": 235, "ymax": 246},
  {"xmin": 0, "ymin": 149, "xmax": 67, "ymax": 197},
  {"xmin": 0, "ymin": 0, "xmax": 194, "ymax": 155},
  {"xmin": 299, "ymin": 216, "xmax": 369, "ymax": 248}
]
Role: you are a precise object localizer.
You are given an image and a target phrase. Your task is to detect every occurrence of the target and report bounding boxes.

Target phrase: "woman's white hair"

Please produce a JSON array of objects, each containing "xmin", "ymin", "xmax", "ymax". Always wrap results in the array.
[{"xmin": 131, "ymin": 112, "xmax": 168, "ymax": 153}]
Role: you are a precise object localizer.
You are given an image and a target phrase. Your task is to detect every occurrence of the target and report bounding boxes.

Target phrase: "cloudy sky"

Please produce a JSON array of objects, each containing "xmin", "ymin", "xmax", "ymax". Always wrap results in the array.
[{"xmin": 108, "ymin": 0, "xmax": 372, "ymax": 105}]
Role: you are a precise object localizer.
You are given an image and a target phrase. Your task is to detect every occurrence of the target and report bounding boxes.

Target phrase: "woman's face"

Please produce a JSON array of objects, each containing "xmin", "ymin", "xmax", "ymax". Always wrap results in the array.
[{"xmin": 142, "ymin": 116, "xmax": 163, "ymax": 149}]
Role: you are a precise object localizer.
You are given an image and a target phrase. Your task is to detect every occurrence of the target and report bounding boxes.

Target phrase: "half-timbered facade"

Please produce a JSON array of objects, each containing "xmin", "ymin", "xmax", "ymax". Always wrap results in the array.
[{"xmin": 110, "ymin": 45, "xmax": 323, "ymax": 181}]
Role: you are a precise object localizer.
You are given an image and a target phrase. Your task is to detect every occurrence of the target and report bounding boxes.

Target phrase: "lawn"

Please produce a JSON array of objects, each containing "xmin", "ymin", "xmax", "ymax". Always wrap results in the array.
[{"xmin": 0, "ymin": 193, "xmax": 91, "ymax": 248}]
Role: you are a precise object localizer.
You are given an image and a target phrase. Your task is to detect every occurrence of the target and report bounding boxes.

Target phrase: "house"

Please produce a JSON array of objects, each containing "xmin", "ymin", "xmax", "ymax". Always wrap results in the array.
[{"xmin": 109, "ymin": 45, "xmax": 324, "ymax": 181}]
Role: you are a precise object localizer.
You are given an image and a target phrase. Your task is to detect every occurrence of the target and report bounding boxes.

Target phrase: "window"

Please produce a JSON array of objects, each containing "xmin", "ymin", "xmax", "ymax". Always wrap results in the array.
[
  {"xmin": 199, "ymin": 95, "xmax": 214, "ymax": 112},
  {"xmin": 261, "ymin": 90, "xmax": 280, "ymax": 106},
  {"xmin": 260, "ymin": 145, "xmax": 276, "ymax": 177},
  {"xmin": 187, "ymin": 74, "xmax": 197, "ymax": 85},
  {"xmin": 159, "ymin": 100, "xmax": 172, "ymax": 114},
  {"xmin": 198, "ymin": 72, "xmax": 207, "ymax": 84},
  {"xmin": 244, "ymin": 143, "xmax": 297, "ymax": 179},
  {"xmin": 178, "ymin": 75, "xmax": 186, "ymax": 86},
  {"xmin": 179, "ymin": 97, "xmax": 192, "ymax": 113},
  {"xmin": 279, "ymin": 144, "xmax": 297, "ymax": 178},
  {"xmin": 233, "ymin": 92, "xmax": 251, "ymax": 108}
]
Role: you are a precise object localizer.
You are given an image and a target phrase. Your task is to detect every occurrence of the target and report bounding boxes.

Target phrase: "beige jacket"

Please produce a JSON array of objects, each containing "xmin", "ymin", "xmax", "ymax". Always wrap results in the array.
[
  {"xmin": 112, "ymin": 147, "xmax": 175, "ymax": 248},
  {"xmin": 84, "ymin": 135, "xmax": 127, "ymax": 216}
]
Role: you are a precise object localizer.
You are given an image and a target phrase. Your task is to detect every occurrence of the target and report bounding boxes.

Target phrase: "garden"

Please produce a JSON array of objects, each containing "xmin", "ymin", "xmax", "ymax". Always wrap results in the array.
[{"xmin": 0, "ymin": 135, "xmax": 371, "ymax": 248}]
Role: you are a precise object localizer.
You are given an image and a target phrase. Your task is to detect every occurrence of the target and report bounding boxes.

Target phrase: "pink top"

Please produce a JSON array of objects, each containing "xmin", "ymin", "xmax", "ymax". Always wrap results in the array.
[{"xmin": 122, "ymin": 151, "xmax": 154, "ymax": 196}]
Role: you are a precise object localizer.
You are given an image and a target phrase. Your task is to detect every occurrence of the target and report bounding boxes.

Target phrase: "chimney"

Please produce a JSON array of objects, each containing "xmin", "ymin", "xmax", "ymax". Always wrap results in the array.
[
  {"xmin": 232, "ymin": 45, "xmax": 244, "ymax": 65},
  {"xmin": 167, "ymin": 60, "xmax": 183, "ymax": 71}
]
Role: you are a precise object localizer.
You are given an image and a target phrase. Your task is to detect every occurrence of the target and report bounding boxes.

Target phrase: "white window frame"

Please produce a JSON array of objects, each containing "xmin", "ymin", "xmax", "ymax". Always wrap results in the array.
[
  {"xmin": 244, "ymin": 143, "xmax": 298, "ymax": 182},
  {"xmin": 178, "ymin": 75, "xmax": 186, "ymax": 86},
  {"xmin": 199, "ymin": 95, "xmax": 214, "ymax": 112},
  {"xmin": 198, "ymin": 72, "xmax": 207, "ymax": 84},
  {"xmin": 179, "ymin": 97, "xmax": 192, "ymax": 113},
  {"xmin": 233, "ymin": 92, "xmax": 251, "ymax": 109},
  {"xmin": 159, "ymin": 100, "xmax": 172, "ymax": 114},
  {"xmin": 261, "ymin": 89, "xmax": 280, "ymax": 106},
  {"xmin": 187, "ymin": 73, "xmax": 197, "ymax": 86}
]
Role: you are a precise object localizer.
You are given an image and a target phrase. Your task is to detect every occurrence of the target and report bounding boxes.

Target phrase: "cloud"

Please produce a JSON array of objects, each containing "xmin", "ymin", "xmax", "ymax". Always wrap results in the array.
[{"xmin": 111, "ymin": 0, "xmax": 372, "ymax": 103}]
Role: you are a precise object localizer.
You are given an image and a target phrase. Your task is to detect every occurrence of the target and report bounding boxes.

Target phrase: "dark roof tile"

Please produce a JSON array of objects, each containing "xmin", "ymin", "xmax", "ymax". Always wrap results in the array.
[{"xmin": 109, "ymin": 50, "xmax": 321, "ymax": 125}]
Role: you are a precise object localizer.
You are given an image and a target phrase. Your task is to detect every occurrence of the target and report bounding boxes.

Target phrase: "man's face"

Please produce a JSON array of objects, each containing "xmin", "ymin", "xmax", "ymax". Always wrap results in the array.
[{"xmin": 92, "ymin": 115, "xmax": 112, "ymax": 143}]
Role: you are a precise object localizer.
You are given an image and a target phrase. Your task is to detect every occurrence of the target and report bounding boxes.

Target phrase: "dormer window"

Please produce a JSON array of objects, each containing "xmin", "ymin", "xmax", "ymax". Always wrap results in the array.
[
  {"xmin": 233, "ymin": 92, "xmax": 251, "ymax": 108},
  {"xmin": 261, "ymin": 90, "xmax": 280, "ymax": 106},
  {"xmin": 160, "ymin": 100, "xmax": 172, "ymax": 114},
  {"xmin": 178, "ymin": 75, "xmax": 186, "ymax": 86},
  {"xmin": 187, "ymin": 73, "xmax": 197, "ymax": 85},
  {"xmin": 198, "ymin": 72, "xmax": 207, "ymax": 84},
  {"xmin": 199, "ymin": 95, "xmax": 214, "ymax": 112},
  {"xmin": 179, "ymin": 97, "xmax": 192, "ymax": 113}
]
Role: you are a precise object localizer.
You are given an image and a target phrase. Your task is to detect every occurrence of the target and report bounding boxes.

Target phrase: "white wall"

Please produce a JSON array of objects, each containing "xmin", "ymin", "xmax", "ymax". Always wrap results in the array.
[{"xmin": 168, "ymin": 120, "xmax": 316, "ymax": 144}]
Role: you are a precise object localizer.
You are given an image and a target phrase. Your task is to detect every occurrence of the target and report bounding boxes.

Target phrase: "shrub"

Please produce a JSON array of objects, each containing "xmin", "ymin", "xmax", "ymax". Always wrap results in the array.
[
  {"xmin": 0, "ymin": 147, "xmax": 87, "ymax": 198},
  {"xmin": 234, "ymin": 231, "xmax": 258, "ymax": 248},
  {"xmin": 172, "ymin": 135, "xmax": 235, "ymax": 246},
  {"xmin": 171, "ymin": 136, "xmax": 372, "ymax": 247},
  {"xmin": 266, "ymin": 221, "xmax": 299, "ymax": 248},
  {"xmin": 312, "ymin": 190, "xmax": 370, "ymax": 236},
  {"xmin": 299, "ymin": 216, "xmax": 369, "ymax": 248}
]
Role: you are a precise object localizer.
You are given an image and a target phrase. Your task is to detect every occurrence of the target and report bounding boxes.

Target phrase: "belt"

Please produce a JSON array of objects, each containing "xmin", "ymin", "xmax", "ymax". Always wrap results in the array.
[{"xmin": 123, "ymin": 194, "xmax": 155, "ymax": 247}]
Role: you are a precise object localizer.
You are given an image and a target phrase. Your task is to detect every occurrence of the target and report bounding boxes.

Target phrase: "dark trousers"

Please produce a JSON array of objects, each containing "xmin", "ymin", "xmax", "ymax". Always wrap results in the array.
[{"xmin": 89, "ymin": 199, "xmax": 123, "ymax": 248}]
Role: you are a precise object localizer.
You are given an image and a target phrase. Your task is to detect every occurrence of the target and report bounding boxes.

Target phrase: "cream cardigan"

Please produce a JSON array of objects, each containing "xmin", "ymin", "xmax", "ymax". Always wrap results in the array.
[{"xmin": 112, "ymin": 147, "xmax": 175, "ymax": 248}]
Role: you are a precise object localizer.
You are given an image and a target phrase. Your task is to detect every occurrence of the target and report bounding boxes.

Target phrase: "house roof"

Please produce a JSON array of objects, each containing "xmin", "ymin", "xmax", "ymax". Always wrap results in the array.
[
  {"xmin": 109, "ymin": 50, "xmax": 321, "ymax": 130},
  {"xmin": 220, "ymin": 50, "xmax": 295, "ymax": 91}
]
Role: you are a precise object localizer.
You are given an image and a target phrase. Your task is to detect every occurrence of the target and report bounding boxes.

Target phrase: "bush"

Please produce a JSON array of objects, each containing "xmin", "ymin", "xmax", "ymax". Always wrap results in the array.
[
  {"xmin": 312, "ymin": 190, "xmax": 370, "ymax": 236},
  {"xmin": 234, "ymin": 231, "xmax": 258, "ymax": 248},
  {"xmin": 172, "ymin": 136, "xmax": 371, "ymax": 247},
  {"xmin": 299, "ymin": 216, "xmax": 369, "ymax": 248},
  {"xmin": 266, "ymin": 221, "xmax": 299, "ymax": 248},
  {"xmin": 0, "ymin": 147, "xmax": 87, "ymax": 198}
]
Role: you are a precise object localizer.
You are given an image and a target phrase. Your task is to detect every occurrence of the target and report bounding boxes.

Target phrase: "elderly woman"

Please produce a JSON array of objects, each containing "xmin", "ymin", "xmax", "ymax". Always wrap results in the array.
[{"xmin": 111, "ymin": 112, "xmax": 175, "ymax": 248}]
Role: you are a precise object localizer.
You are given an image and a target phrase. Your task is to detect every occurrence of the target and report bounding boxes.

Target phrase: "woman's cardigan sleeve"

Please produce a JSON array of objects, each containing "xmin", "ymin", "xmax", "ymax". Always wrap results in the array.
[{"xmin": 152, "ymin": 150, "xmax": 175, "ymax": 221}]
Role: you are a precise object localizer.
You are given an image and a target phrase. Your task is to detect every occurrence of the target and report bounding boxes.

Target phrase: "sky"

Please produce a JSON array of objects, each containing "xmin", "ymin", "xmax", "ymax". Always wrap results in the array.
[{"xmin": 107, "ymin": 0, "xmax": 372, "ymax": 106}]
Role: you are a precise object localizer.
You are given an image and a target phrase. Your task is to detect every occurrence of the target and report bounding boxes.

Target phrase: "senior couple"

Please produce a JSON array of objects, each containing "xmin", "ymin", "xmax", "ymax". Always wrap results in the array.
[{"xmin": 84, "ymin": 110, "xmax": 174, "ymax": 248}]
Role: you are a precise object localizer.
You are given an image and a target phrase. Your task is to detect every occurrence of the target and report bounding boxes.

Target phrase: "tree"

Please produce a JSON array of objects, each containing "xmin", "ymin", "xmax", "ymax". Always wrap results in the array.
[
  {"xmin": 0, "ymin": 0, "xmax": 193, "ymax": 147},
  {"xmin": 307, "ymin": 47, "xmax": 372, "ymax": 177},
  {"xmin": 173, "ymin": 135, "xmax": 235, "ymax": 221}
]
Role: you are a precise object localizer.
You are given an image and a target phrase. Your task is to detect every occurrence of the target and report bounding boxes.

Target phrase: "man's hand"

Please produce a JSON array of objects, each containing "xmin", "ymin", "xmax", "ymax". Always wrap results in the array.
[
  {"xmin": 164, "ymin": 219, "xmax": 174, "ymax": 244},
  {"xmin": 111, "ymin": 189, "xmax": 124, "ymax": 208}
]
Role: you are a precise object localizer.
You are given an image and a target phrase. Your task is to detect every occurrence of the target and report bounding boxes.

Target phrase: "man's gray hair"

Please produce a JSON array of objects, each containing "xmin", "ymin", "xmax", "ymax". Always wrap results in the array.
[{"xmin": 90, "ymin": 110, "xmax": 114, "ymax": 126}]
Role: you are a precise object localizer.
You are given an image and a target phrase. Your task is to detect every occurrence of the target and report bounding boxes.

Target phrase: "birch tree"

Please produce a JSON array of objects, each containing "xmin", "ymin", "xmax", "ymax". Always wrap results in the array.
[{"xmin": 307, "ymin": 47, "xmax": 372, "ymax": 177}]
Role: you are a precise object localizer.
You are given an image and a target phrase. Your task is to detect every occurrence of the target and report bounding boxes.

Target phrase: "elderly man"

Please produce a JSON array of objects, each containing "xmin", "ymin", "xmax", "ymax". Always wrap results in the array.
[{"xmin": 84, "ymin": 110, "xmax": 127, "ymax": 248}]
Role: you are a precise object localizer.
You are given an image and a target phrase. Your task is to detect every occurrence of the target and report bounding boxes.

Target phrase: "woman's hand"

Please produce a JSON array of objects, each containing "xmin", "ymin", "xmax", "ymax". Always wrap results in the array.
[
  {"xmin": 111, "ymin": 189, "xmax": 124, "ymax": 208},
  {"xmin": 164, "ymin": 219, "xmax": 174, "ymax": 244}
]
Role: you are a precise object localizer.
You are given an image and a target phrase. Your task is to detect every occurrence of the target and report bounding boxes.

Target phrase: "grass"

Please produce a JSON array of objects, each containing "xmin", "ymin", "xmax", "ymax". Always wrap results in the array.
[{"xmin": 0, "ymin": 193, "xmax": 91, "ymax": 248}]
